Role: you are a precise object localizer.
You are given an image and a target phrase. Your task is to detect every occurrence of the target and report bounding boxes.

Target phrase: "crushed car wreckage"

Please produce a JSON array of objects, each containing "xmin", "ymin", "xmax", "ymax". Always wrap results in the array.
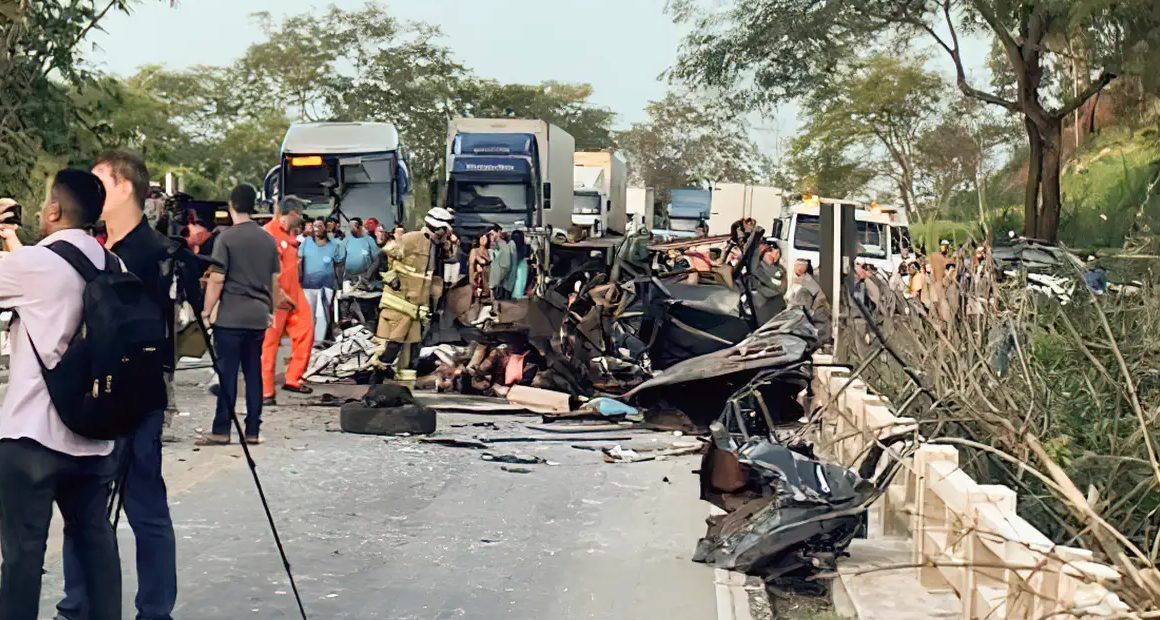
[{"xmin": 312, "ymin": 225, "xmax": 914, "ymax": 592}]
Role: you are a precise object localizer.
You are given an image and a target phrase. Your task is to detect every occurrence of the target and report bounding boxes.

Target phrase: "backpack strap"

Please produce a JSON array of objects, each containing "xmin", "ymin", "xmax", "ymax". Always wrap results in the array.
[{"xmin": 46, "ymin": 240, "xmax": 118, "ymax": 281}]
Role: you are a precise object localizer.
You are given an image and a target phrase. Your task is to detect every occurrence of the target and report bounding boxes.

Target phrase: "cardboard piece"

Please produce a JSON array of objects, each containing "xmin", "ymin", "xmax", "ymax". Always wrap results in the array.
[{"xmin": 506, "ymin": 385, "xmax": 570, "ymax": 414}]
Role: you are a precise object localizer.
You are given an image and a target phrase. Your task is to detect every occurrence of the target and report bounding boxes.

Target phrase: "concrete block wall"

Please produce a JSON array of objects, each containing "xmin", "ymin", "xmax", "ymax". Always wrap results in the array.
[{"xmin": 811, "ymin": 353, "xmax": 1130, "ymax": 619}]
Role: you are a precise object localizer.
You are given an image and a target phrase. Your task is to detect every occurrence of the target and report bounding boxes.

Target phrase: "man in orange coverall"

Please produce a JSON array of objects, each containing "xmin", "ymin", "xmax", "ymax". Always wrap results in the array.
[{"xmin": 261, "ymin": 195, "xmax": 314, "ymax": 405}]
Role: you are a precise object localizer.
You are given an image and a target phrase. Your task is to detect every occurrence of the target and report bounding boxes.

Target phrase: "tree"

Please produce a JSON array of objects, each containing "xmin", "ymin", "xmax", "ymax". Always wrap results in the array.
[
  {"xmin": 464, "ymin": 81, "xmax": 617, "ymax": 151},
  {"xmin": 0, "ymin": 1, "xmax": 159, "ymax": 202},
  {"xmin": 670, "ymin": 0, "xmax": 1158, "ymax": 241},
  {"xmin": 317, "ymin": 4, "xmax": 473, "ymax": 205},
  {"xmin": 616, "ymin": 91, "xmax": 772, "ymax": 203},
  {"xmin": 792, "ymin": 54, "xmax": 947, "ymax": 217},
  {"xmin": 781, "ymin": 132, "xmax": 877, "ymax": 200}
]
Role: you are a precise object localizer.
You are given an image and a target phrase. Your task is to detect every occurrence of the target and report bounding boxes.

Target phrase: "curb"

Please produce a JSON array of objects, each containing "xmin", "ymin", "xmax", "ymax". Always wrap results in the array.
[
  {"xmin": 715, "ymin": 568, "xmax": 755, "ymax": 620},
  {"xmin": 709, "ymin": 505, "xmax": 758, "ymax": 620}
]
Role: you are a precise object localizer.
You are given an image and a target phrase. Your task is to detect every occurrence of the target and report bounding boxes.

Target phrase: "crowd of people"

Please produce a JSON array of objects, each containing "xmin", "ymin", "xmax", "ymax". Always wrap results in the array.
[
  {"xmin": 856, "ymin": 238, "xmax": 995, "ymax": 321},
  {"xmin": 0, "ymin": 148, "xmax": 476, "ymax": 619}
]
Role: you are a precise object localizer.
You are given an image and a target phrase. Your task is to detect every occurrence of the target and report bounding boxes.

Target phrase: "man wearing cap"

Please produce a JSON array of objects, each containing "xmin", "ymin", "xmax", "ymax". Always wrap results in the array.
[
  {"xmin": 261, "ymin": 196, "xmax": 314, "ymax": 404},
  {"xmin": 748, "ymin": 237, "xmax": 787, "ymax": 326},
  {"xmin": 0, "ymin": 170, "xmax": 122, "ymax": 620},
  {"xmin": 374, "ymin": 207, "xmax": 453, "ymax": 373}
]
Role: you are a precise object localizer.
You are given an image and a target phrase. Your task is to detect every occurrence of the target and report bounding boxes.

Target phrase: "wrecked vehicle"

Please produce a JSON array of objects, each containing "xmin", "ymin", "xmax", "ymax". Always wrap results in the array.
[
  {"xmin": 625, "ymin": 306, "xmax": 819, "ymax": 428},
  {"xmin": 694, "ymin": 423, "xmax": 910, "ymax": 582}
]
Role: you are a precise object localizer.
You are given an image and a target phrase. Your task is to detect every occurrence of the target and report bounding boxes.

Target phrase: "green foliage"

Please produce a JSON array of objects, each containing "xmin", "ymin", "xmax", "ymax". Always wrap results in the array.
[
  {"xmin": 0, "ymin": 1, "xmax": 159, "ymax": 204},
  {"xmin": 463, "ymin": 81, "xmax": 616, "ymax": 152},
  {"xmin": 6, "ymin": 2, "xmax": 619, "ymax": 203},
  {"xmin": 786, "ymin": 54, "xmax": 949, "ymax": 207},
  {"xmin": 1058, "ymin": 128, "xmax": 1160, "ymax": 247},
  {"xmin": 615, "ymin": 91, "xmax": 772, "ymax": 203},
  {"xmin": 670, "ymin": 0, "xmax": 1160, "ymax": 241},
  {"xmin": 910, "ymin": 219, "xmax": 981, "ymax": 250}
]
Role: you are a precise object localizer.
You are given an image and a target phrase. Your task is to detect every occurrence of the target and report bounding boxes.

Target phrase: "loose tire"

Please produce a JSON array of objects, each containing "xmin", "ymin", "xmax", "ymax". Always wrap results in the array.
[{"xmin": 339, "ymin": 403, "xmax": 437, "ymax": 435}]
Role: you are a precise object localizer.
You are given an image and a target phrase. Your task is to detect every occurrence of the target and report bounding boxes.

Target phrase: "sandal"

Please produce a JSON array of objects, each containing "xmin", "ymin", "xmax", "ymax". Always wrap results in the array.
[
  {"xmin": 194, "ymin": 434, "xmax": 230, "ymax": 446},
  {"xmin": 243, "ymin": 435, "xmax": 264, "ymax": 445}
]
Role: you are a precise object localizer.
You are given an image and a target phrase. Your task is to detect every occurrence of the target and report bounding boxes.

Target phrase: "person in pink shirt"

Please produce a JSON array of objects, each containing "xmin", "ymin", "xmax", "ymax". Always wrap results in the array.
[{"xmin": 0, "ymin": 169, "xmax": 121, "ymax": 620}]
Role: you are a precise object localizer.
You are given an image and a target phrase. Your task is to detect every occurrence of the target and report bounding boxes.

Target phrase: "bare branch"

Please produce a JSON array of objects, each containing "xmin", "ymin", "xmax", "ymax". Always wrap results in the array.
[{"xmin": 1052, "ymin": 71, "xmax": 1116, "ymax": 120}]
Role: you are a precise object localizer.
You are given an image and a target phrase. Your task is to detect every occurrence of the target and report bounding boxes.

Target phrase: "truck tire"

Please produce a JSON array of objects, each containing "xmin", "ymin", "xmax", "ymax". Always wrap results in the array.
[{"xmin": 339, "ymin": 403, "xmax": 437, "ymax": 436}]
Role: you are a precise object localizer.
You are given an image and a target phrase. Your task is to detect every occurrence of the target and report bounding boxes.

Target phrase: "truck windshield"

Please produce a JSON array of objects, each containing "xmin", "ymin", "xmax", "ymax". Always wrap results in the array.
[
  {"xmin": 791, "ymin": 214, "xmax": 887, "ymax": 259},
  {"xmin": 793, "ymin": 214, "xmax": 821, "ymax": 251},
  {"xmin": 573, "ymin": 193, "xmax": 601, "ymax": 215},
  {"xmin": 453, "ymin": 182, "xmax": 530, "ymax": 214},
  {"xmin": 857, "ymin": 221, "xmax": 887, "ymax": 259},
  {"xmin": 891, "ymin": 225, "xmax": 912, "ymax": 255}
]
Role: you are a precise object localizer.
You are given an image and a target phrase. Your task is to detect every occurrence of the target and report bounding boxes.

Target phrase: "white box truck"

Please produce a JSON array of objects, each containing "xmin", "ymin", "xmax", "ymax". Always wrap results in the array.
[
  {"xmin": 445, "ymin": 118, "xmax": 574, "ymax": 241},
  {"xmin": 626, "ymin": 187, "xmax": 655, "ymax": 233},
  {"xmin": 572, "ymin": 151, "xmax": 627, "ymax": 236},
  {"xmin": 708, "ymin": 183, "xmax": 784, "ymax": 235}
]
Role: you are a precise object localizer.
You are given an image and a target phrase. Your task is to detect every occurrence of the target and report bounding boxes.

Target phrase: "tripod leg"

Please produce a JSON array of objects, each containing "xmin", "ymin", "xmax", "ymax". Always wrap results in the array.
[{"xmin": 190, "ymin": 312, "xmax": 310, "ymax": 620}]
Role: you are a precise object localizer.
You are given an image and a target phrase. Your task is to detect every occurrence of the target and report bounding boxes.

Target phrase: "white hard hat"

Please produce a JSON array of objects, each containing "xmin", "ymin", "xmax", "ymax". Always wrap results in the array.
[{"xmin": 424, "ymin": 207, "xmax": 454, "ymax": 230}]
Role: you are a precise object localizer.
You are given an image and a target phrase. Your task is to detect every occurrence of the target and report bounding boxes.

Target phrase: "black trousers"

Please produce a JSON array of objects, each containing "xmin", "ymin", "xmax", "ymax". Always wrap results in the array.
[{"xmin": 0, "ymin": 438, "xmax": 120, "ymax": 620}]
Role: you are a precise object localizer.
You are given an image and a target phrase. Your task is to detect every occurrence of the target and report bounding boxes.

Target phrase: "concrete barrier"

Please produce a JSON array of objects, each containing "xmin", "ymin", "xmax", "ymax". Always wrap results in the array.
[{"xmin": 811, "ymin": 353, "xmax": 1130, "ymax": 619}]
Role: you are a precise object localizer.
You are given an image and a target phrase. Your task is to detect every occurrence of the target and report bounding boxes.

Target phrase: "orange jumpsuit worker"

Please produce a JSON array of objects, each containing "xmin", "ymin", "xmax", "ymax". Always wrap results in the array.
[{"xmin": 261, "ymin": 196, "xmax": 314, "ymax": 405}]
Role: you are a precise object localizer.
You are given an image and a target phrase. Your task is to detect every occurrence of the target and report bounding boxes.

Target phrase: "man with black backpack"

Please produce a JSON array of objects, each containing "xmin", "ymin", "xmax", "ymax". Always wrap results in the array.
[
  {"xmin": 0, "ymin": 169, "xmax": 122, "ymax": 620},
  {"xmin": 55, "ymin": 150, "xmax": 178, "ymax": 620}
]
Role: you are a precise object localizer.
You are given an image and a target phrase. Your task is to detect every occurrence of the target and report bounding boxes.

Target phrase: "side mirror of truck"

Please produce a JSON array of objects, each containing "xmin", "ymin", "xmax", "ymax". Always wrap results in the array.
[
  {"xmin": 543, "ymin": 182, "xmax": 552, "ymax": 209},
  {"xmin": 771, "ymin": 219, "xmax": 784, "ymax": 240}
]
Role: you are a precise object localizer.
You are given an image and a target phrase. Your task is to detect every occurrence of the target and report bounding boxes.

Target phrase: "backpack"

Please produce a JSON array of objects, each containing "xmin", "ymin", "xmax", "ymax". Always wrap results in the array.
[{"xmin": 28, "ymin": 240, "xmax": 169, "ymax": 440}]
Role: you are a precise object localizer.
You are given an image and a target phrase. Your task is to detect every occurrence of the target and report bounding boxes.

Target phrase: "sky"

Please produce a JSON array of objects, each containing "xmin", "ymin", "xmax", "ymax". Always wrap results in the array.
[
  {"xmin": 90, "ymin": 0, "xmax": 993, "ymax": 157},
  {"xmin": 89, "ymin": 0, "xmax": 685, "ymax": 127}
]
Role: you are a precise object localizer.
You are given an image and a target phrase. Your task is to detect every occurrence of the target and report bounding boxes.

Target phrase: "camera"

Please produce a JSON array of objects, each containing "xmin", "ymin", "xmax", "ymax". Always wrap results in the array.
[{"xmin": 0, "ymin": 198, "xmax": 22, "ymax": 227}]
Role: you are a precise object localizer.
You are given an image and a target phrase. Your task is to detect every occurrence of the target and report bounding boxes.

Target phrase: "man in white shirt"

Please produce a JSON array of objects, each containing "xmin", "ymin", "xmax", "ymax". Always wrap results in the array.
[{"xmin": 0, "ymin": 169, "xmax": 121, "ymax": 620}]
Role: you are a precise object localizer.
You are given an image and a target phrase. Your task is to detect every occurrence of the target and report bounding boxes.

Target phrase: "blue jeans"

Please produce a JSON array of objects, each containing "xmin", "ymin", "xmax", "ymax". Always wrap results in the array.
[
  {"xmin": 212, "ymin": 327, "xmax": 265, "ymax": 438},
  {"xmin": 58, "ymin": 412, "xmax": 176, "ymax": 620}
]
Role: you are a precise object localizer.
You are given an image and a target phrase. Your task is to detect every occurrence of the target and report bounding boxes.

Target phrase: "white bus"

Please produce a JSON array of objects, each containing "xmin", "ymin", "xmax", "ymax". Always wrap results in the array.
[{"xmin": 263, "ymin": 121, "xmax": 411, "ymax": 227}]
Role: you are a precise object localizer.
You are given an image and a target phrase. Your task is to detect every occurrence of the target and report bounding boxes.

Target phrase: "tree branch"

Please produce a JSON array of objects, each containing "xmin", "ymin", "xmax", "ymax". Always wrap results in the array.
[
  {"xmin": 1052, "ymin": 71, "xmax": 1115, "ymax": 119},
  {"xmin": 916, "ymin": 0, "xmax": 1020, "ymax": 112},
  {"xmin": 41, "ymin": 0, "xmax": 120, "ymax": 79},
  {"xmin": 971, "ymin": 0, "xmax": 1019, "ymax": 61}
]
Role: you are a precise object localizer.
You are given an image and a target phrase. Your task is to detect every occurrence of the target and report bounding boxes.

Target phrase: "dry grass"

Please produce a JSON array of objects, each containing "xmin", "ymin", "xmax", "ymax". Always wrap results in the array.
[{"xmin": 837, "ymin": 254, "xmax": 1160, "ymax": 610}]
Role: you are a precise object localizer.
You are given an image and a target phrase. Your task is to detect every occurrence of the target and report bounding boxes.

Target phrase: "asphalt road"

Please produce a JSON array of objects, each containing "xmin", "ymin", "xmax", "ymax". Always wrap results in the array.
[{"xmin": 33, "ymin": 367, "xmax": 718, "ymax": 619}]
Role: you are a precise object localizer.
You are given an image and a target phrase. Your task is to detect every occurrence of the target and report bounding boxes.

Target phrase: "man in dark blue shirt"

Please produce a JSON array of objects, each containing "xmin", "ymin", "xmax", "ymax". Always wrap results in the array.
[{"xmin": 57, "ymin": 150, "xmax": 178, "ymax": 620}]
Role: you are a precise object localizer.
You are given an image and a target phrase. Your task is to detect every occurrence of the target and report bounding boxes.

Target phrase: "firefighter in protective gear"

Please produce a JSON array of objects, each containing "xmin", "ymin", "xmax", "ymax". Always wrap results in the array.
[{"xmin": 374, "ymin": 207, "xmax": 454, "ymax": 370}]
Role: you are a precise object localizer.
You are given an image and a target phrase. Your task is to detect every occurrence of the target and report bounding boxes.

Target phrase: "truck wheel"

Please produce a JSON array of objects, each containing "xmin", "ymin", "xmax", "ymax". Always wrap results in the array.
[{"xmin": 339, "ymin": 403, "xmax": 437, "ymax": 435}]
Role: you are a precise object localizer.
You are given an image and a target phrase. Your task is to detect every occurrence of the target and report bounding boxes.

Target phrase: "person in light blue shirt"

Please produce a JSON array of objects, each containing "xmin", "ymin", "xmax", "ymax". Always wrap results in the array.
[
  {"xmin": 342, "ymin": 217, "xmax": 380, "ymax": 279},
  {"xmin": 508, "ymin": 229, "xmax": 530, "ymax": 299},
  {"xmin": 298, "ymin": 219, "xmax": 346, "ymax": 343}
]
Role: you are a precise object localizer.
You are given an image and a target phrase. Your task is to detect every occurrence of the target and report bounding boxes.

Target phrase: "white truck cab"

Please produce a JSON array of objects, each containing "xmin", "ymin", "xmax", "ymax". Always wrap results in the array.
[
  {"xmin": 773, "ymin": 197, "xmax": 906, "ymax": 278},
  {"xmin": 572, "ymin": 151, "xmax": 627, "ymax": 238}
]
